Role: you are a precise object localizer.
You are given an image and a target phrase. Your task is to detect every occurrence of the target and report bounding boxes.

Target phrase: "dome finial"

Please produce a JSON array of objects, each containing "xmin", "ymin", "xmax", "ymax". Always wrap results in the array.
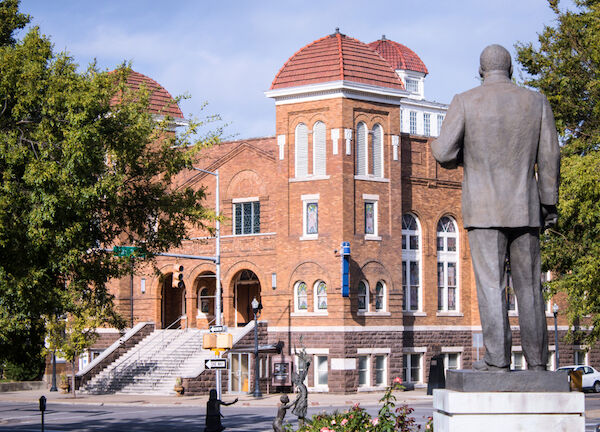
[
  {"xmin": 382, "ymin": 34, "xmax": 386, "ymax": 40},
  {"xmin": 335, "ymin": 27, "xmax": 340, "ymax": 34}
]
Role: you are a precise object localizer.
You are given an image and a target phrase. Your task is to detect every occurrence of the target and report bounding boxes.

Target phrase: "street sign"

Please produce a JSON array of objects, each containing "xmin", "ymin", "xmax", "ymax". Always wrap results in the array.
[
  {"xmin": 205, "ymin": 358, "xmax": 228, "ymax": 370},
  {"xmin": 113, "ymin": 246, "xmax": 146, "ymax": 258},
  {"xmin": 209, "ymin": 325, "xmax": 227, "ymax": 333}
]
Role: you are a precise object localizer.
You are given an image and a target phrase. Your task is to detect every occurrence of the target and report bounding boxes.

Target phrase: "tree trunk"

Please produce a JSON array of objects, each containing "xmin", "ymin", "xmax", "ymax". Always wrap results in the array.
[{"xmin": 71, "ymin": 358, "xmax": 76, "ymax": 398}]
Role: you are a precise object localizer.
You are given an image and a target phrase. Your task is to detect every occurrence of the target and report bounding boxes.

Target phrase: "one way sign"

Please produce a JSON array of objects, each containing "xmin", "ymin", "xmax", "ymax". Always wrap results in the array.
[{"xmin": 205, "ymin": 358, "xmax": 228, "ymax": 370}]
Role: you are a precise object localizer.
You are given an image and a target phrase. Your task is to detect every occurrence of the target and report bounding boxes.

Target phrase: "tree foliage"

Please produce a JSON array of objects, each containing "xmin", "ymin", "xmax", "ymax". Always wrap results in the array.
[
  {"xmin": 0, "ymin": 0, "xmax": 219, "ymax": 369},
  {"xmin": 516, "ymin": 0, "xmax": 600, "ymax": 344}
]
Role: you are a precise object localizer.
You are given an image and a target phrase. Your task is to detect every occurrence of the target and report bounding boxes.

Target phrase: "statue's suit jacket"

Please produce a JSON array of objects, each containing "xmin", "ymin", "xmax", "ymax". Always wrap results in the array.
[{"xmin": 431, "ymin": 73, "xmax": 560, "ymax": 228}]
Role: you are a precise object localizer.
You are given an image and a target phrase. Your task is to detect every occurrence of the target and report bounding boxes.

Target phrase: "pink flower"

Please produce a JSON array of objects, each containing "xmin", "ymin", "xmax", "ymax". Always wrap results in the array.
[
  {"xmin": 371, "ymin": 417, "xmax": 379, "ymax": 425},
  {"xmin": 320, "ymin": 428, "xmax": 331, "ymax": 432},
  {"xmin": 341, "ymin": 418, "xmax": 348, "ymax": 426},
  {"xmin": 331, "ymin": 420, "xmax": 336, "ymax": 425},
  {"xmin": 393, "ymin": 376, "xmax": 403, "ymax": 384}
]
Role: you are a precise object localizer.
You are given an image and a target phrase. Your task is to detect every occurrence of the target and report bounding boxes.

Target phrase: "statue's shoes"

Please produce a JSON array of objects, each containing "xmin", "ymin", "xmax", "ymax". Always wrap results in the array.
[{"xmin": 472, "ymin": 360, "xmax": 510, "ymax": 372}]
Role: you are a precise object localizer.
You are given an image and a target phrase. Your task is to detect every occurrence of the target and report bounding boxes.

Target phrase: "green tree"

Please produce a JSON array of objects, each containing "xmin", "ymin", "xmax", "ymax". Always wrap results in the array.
[
  {"xmin": 516, "ymin": 0, "xmax": 600, "ymax": 344},
  {"xmin": 0, "ymin": 0, "xmax": 219, "ymax": 375}
]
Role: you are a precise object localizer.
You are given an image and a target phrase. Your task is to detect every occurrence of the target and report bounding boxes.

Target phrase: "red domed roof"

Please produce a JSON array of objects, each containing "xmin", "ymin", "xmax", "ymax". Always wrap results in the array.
[
  {"xmin": 112, "ymin": 70, "xmax": 184, "ymax": 119},
  {"xmin": 270, "ymin": 31, "xmax": 404, "ymax": 91},
  {"xmin": 368, "ymin": 37, "xmax": 428, "ymax": 75}
]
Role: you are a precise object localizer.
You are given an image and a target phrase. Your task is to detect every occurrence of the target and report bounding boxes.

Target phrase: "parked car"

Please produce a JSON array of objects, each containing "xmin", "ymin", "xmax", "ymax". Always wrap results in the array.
[{"xmin": 558, "ymin": 365, "xmax": 600, "ymax": 392}]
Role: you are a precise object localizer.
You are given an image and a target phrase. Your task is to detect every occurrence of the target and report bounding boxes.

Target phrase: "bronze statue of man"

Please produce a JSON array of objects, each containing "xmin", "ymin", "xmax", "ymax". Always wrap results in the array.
[{"xmin": 431, "ymin": 44, "xmax": 560, "ymax": 372}]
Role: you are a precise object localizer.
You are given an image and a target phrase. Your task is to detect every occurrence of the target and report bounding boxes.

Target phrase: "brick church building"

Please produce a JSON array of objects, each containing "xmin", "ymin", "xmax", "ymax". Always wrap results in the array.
[{"xmin": 71, "ymin": 31, "xmax": 590, "ymax": 395}]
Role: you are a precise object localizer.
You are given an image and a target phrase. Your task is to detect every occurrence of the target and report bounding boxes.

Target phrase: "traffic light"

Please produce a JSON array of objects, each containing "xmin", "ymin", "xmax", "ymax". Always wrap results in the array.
[{"xmin": 172, "ymin": 264, "xmax": 184, "ymax": 289}]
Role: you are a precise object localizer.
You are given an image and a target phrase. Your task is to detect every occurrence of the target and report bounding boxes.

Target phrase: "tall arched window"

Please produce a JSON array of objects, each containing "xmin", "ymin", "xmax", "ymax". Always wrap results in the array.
[
  {"xmin": 313, "ymin": 121, "xmax": 326, "ymax": 176},
  {"xmin": 356, "ymin": 122, "xmax": 368, "ymax": 175},
  {"xmin": 437, "ymin": 216, "xmax": 458, "ymax": 312},
  {"xmin": 402, "ymin": 214, "xmax": 421, "ymax": 311},
  {"xmin": 295, "ymin": 281, "xmax": 308, "ymax": 312},
  {"xmin": 198, "ymin": 287, "xmax": 212, "ymax": 315},
  {"xmin": 375, "ymin": 281, "xmax": 386, "ymax": 312},
  {"xmin": 372, "ymin": 124, "xmax": 383, "ymax": 177},
  {"xmin": 314, "ymin": 280, "xmax": 327, "ymax": 311},
  {"xmin": 295, "ymin": 123, "xmax": 308, "ymax": 178},
  {"xmin": 358, "ymin": 280, "xmax": 369, "ymax": 312}
]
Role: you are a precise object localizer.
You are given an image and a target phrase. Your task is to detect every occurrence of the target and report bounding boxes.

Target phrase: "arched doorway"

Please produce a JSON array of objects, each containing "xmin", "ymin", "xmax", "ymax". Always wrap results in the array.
[
  {"xmin": 195, "ymin": 271, "xmax": 221, "ymax": 328},
  {"xmin": 161, "ymin": 273, "xmax": 185, "ymax": 329},
  {"xmin": 233, "ymin": 270, "xmax": 261, "ymax": 327}
]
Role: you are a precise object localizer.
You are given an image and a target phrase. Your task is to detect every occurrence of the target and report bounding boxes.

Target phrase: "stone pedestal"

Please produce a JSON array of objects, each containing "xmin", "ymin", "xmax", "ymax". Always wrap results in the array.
[
  {"xmin": 434, "ymin": 370, "xmax": 584, "ymax": 431},
  {"xmin": 433, "ymin": 389, "xmax": 585, "ymax": 431}
]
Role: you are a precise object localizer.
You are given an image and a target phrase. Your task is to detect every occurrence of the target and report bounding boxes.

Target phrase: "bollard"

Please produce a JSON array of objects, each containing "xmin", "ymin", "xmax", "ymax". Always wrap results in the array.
[{"xmin": 39, "ymin": 395, "xmax": 46, "ymax": 432}]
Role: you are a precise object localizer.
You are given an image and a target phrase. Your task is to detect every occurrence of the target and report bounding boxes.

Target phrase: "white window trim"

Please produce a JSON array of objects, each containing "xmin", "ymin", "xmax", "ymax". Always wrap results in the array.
[
  {"xmin": 301, "ymin": 194, "xmax": 319, "ymax": 240},
  {"xmin": 511, "ymin": 348, "xmax": 527, "ymax": 370},
  {"xmin": 294, "ymin": 281, "xmax": 308, "ymax": 313},
  {"xmin": 232, "ymin": 199, "xmax": 260, "ymax": 236},
  {"xmin": 354, "ymin": 175, "xmax": 390, "ymax": 183},
  {"xmin": 277, "ymin": 134, "xmax": 285, "ymax": 160},
  {"xmin": 356, "ymin": 122, "xmax": 368, "ymax": 176},
  {"xmin": 357, "ymin": 355, "xmax": 370, "ymax": 387},
  {"xmin": 374, "ymin": 280, "xmax": 387, "ymax": 312},
  {"xmin": 294, "ymin": 123, "xmax": 308, "ymax": 178},
  {"xmin": 331, "ymin": 128, "xmax": 339, "ymax": 155},
  {"xmin": 373, "ymin": 354, "xmax": 387, "ymax": 388},
  {"xmin": 358, "ymin": 280, "xmax": 369, "ymax": 312},
  {"xmin": 402, "ymin": 213, "xmax": 422, "ymax": 312},
  {"xmin": 409, "ymin": 111, "xmax": 418, "ymax": 135},
  {"xmin": 357, "ymin": 347, "xmax": 391, "ymax": 354},
  {"xmin": 313, "ymin": 280, "xmax": 328, "ymax": 314},
  {"xmin": 313, "ymin": 354, "xmax": 329, "ymax": 390},
  {"xmin": 363, "ymin": 194, "xmax": 380, "ymax": 240},
  {"xmin": 197, "ymin": 287, "xmax": 215, "ymax": 318},
  {"xmin": 442, "ymin": 352, "xmax": 462, "ymax": 373},
  {"xmin": 403, "ymin": 352, "xmax": 423, "ymax": 384},
  {"xmin": 574, "ymin": 346, "xmax": 589, "ymax": 365},
  {"xmin": 437, "ymin": 217, "xmax": 459, "ymax": 312}
]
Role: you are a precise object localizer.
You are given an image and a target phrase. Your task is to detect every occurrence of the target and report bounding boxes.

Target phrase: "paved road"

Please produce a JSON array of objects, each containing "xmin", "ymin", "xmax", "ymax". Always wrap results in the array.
[
  {"xmin": 2, "ymin": 395, "xmax": 600, "ymax": 431},
  {"xmin": 0, "ymin": 401, "xmax": 433, "ymax": 432}
]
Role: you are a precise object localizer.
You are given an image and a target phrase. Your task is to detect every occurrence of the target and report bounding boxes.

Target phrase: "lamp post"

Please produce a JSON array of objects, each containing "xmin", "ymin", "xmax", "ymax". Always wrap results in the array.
[
  {"xmin": 49, "ymin": 351, "xmax": 57, "ymax": 392},
  {"xmin": 251, "ymin": 297, "xmax": 263, "ymax": 398},
  {"xmin": 553, "ymin": 303, "xmax": 560, "ymax": 370}
]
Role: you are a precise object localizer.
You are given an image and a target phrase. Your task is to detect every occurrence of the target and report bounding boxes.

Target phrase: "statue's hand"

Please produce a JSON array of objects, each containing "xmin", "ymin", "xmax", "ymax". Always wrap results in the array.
[{"xmin": 541, "ymin": 204, "xmax": 558, "ymax": 230}]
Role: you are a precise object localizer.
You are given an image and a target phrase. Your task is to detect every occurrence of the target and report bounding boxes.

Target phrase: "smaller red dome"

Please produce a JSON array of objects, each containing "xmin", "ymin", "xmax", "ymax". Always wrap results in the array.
[
  {"xmin": 112, "ymin": 70, "xmax": 184, "ymax": 119},
  {"xmin": 368, "ymin": 37, "xmax": 428, "ymax": 75},
  {"xmin": 271, "ymin": 30, "xmax": 404, "ymax": 91}
]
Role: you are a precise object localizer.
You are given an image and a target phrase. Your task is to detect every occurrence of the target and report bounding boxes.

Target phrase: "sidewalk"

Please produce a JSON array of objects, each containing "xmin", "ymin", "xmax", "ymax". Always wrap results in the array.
[{"xmin": 0, "ymin": 387, "xmax": 432, "ymax": 408}]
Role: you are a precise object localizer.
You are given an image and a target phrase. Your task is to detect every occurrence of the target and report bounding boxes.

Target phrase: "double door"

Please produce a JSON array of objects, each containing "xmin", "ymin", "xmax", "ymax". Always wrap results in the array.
[{"xmin": 229, "ymin": 353, "xmax": 250, "ymax": 393}]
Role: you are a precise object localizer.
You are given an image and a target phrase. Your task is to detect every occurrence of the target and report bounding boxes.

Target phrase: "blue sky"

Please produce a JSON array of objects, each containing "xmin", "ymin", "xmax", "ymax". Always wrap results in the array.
[{"xmin": 20, "ymin": 1, "xmax": 567, "ymax": 140}]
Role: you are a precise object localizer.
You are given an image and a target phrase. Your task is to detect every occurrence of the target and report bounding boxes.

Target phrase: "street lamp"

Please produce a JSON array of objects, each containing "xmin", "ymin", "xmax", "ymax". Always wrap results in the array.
[
  {"xmin": 49, "ymin": 351, "xmax": 57, "ymax": 392},
  {"xmin": 553, "ymin": 303, "xmax": 560, "ymax": 370},
  {"xmin": 251, "ymin": 297, "xmax": 263, "ymax": 398}
]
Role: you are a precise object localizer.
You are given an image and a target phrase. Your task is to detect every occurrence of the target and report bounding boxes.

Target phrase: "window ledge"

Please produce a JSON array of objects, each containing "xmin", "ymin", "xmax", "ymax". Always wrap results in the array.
[
  {"xmin": 509, "ymin": 311, "xmax": 519, "ymax": 317},
  {"xmin": 354, "ymin": 175, "xmax": 390, "ymax": 183},
  {"xmin": 357, "ymin": 311, "xmax": 391, "ymax": 317},
  {"xmin": 291, "ymin": 312, "xmax": 328, "ymax": 317},
  {"xmin": 308, "ymin": 386, "xmax": 329, "ymax": 393},
  {"xmin": 364, "ymin": 235, "xmax": 382, "ymax": 241},
  {"xmin": 436, "ymin": 312, "xmax": 463, "ymax": 317},
  {"xmin": 299, "ymin": 235, "xmax": 318, "ymax": 241},
  {"xmin": 196, "ymin": 314, "xmax": 214, "ymax": 319},
  {"xmin": 403, "ymin": 311, "xmax": 426, "ymax": 316},
  {"xmin": 289, "ymin": 175, "xmax": 330, "ymax": 183},
  {"xmin": 357, "ymin": 386, "xmax": 387, "ymax": 392}
]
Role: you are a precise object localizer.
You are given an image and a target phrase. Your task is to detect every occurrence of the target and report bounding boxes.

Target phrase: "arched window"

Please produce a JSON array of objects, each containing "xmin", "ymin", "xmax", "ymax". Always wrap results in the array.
[
  {"xmin": 437, "ymin": 216, "xmax": 458, "ymax": 312},
  {"xmin": 402, "ymin": 214, "xmax": 421, "ymax": 311},
  {"xmin": 295, "ymin": 281, "xmax": 308, "ymax": 312},
  {"xmin": 313, "ymin": 121, "xmax": 326, "ymax": 176},
  {"xmin": 375, "ymin": 281, "xmax": 385, "ymax": 311},
  {"xmin": 356, "ymin": 122, "xmax": 368, "ymax": 175},
  {"xmin": 372, "ymin": 124, "xmax": 383, "ymax": 177},
  {"xmin": 314, "ymin": 280, "xmax": 327, "ymax": 311},
  {"xmin": 358, "ymin": 280, "xmax": 369, "ymax": 312},
  {"xmin": 295, "ymin": 123, "xmax": 308, "ymax": 178}
]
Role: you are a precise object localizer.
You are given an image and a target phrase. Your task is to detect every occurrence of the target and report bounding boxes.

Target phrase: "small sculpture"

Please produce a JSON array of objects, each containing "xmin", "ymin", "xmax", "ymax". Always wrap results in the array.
[
  {"xmin": 272, "ymin": 394, "xmax": 296, "ymax": 432},
  {"xmin": 203, "ymin": 389, "xmax": 238, "ymax": 432},
  {"xmin": 291, "ymin": 345, "xmax": 311, "ymax": 425}
]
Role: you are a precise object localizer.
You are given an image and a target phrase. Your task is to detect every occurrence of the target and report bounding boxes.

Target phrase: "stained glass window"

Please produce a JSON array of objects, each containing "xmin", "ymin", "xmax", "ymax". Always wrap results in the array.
[
  {"xmin": 296, "ymin": 281, "xmax": 308, "ymax": 311},
  {"xmin": 358, "ymin": 281, "xmax": 368, "ymax": 311},
  {"xmin": 365, "ymin": 202, "xmax": 375, "ymax": 234},
  {"xmin": 402, "ymin": 214, "xmax": 420, "ymax": 311},
  {"xmin": 316, "ymin": 281, "xmax": 327, "ymax": 310},
  {"xmin": 306, "ymin": 203, "xmax": 318, "ymax": 235},
  {"xmin": 233, "ymin": 201, "xmax": 260, "ymax": 235},
  {"xmin": 375, "ymin": 281, "xmax": 385, "ymax": 311}
]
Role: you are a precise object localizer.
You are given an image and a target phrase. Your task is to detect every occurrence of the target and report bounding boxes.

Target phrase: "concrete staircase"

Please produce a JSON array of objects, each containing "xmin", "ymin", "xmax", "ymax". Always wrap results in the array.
[{"xmin": 80, "ymin": 324, "xmax": 253, "ymax": 395}]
